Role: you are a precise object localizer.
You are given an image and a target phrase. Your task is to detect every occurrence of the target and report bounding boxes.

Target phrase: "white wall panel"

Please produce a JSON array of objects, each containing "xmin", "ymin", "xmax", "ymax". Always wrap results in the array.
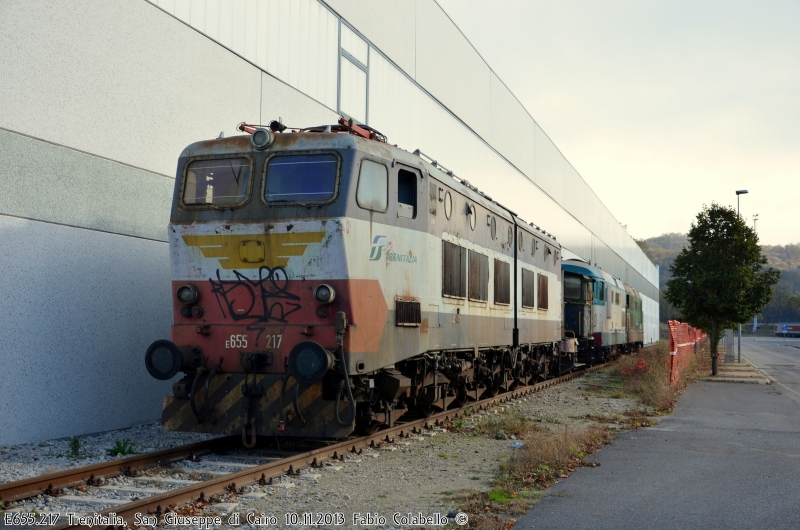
[
  {"xmin": 414, "ymin": 0, "xmax": 491, "ymax": 135},
  {"xmin": 323, "ymin": 0, "xmax": 416, "ymax": 77},
  {"xmin": 0, "ymin": 0, "xmax": 261, "ymax": 178},
  {"xmin": 260, "ymin": 72, "xmax": 339, "ymax": 128},
  {"xmin": 488, "ymin": 73, "xmax": 538, "ymax": 182},
  {"xmin": 153, "ymin": 0, "xmax": 338, "ymax": 111},
  {"xmin": 534, "ymin": 125, "xmax": 566, "ymax": 207}
]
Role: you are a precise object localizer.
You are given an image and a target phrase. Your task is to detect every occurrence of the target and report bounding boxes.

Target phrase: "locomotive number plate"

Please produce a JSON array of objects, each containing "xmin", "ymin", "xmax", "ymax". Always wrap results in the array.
[
  {"xmin": 226, "ymin": 334, "xmax": 248, "ymax": 348},
  {"xmin": 265, "ymin": 334, "xmax": 283, "ymax": 348}
]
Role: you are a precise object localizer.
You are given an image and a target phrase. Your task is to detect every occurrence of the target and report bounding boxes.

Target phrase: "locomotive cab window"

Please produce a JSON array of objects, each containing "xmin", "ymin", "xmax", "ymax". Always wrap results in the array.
[
  {"xmin": 356, "ymin": 159, "xmax": 388, "ymax": 211},
  {"xmin": 182, "ymin": 157, "xmax": 251, "ymax": 207},
  {"xmin": 264, "ymin": 153, "xmax": 338, "ymax": 205},
  {"xmin": 397, "ymin": 168, "xmax": 418, "ymax": 219}
]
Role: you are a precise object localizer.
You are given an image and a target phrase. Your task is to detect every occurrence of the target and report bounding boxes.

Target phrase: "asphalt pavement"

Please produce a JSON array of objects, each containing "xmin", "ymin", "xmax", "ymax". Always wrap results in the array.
[{"xmin": 516, "ymin": 337, "xmax": 800, "ymax": 530}]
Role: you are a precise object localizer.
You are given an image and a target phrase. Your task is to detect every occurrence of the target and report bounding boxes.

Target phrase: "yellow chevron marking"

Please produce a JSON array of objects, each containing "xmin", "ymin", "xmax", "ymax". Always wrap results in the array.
[{"xmin": 182, "ymin": 232, "xmax": 326, "ymax": 269}]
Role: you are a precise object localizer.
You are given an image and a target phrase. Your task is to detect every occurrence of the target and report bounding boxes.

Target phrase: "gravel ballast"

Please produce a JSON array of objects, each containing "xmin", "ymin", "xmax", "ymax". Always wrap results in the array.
[{"xmin": 1, "ymin": 371, "xmax": 650, "ymax": 528}]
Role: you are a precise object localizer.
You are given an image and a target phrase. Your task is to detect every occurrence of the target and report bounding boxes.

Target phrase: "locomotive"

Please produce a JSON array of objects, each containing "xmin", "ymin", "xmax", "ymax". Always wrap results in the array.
[{"xmin": 144, "ymin": 118, "xmax": 642, "ymax": 443}]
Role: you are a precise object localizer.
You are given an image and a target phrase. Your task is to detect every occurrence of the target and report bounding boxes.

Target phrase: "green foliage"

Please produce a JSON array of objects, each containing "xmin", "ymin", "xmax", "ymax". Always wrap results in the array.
[
  {"xmin": 107, "ymin": 439, "xmax": 137, "ymax": 456},
  {"xmin": 68, "ymin": 437, "xmax": 81, "ymax": 459},
  {"xmin": 664, "ymin": 203, "xmax": 780, "ymax": 355}
]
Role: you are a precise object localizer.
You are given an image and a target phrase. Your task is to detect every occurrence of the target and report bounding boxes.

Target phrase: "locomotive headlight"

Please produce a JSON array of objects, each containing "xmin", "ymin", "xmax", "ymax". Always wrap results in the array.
[
  {"xmin": 251, "ymin": 128, "xmax": 274, "ymax": 150},
  {"xmin": 313, "ymin": 284, "xmax": 335, "ymax": 304},
  {"xmin": 176, "ymin": 284, "xmax": 199, "ymax": 305},
  {"xmin": 145, "ymin": 340, "xmax": 184, "ymax": 380},
  {"xmin": 288, "ymin": 341, "xmax": 334, "ymax": 384}
]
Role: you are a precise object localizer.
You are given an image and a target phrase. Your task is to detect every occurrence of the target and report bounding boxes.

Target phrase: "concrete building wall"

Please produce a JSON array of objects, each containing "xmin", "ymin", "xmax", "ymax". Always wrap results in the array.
[{"xmin": 0, "ymin": 0, "xmax": 659, "ymax": 445}]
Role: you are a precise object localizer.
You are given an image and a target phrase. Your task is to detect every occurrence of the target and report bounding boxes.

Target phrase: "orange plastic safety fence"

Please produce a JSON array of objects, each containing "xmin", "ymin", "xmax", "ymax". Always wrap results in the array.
[{"xmin": 667, "ymin": 320, "xmax": 707, "ymax": 386}]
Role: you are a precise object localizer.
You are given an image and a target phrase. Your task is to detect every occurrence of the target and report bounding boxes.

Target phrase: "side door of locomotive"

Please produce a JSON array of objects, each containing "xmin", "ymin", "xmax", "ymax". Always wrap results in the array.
[{"xmin": 390, "ymin": 163, "xmax": 427, "ymax": 354}]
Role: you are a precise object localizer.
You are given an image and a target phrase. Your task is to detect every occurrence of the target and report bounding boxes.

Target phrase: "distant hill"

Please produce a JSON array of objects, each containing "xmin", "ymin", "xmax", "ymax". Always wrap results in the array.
[{"xmin": 639, "ymin": 233, "xmax": 800, "ymax": 323}]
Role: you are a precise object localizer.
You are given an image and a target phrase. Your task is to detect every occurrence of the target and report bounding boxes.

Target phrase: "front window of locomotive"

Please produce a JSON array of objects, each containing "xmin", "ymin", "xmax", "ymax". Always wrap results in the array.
[
  {"xmin": 263, "ymin": 153, "xmax": 340, "ymax": 206},
  {"xmin": 182, "ymin": 157, "xmax": 252, "ymax": 207}
]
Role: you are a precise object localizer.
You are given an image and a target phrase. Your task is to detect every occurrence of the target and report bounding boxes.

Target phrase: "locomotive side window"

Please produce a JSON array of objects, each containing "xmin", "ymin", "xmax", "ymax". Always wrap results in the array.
[
  {"xmin": 537, "ymin": 273, "xmax": 549, "ymax": 310},
  {"xmin": 356, "ymin": 159, "xmax": 388, "ymax": 211},
  {"xmin": 468, "ymin": 250, "xmax": 489, "ymax": 302},
  {"xmin": 397, "ymin": 168, "xmax": 417, "ymax": 219},
  {"xmin": 522, "ymin": 268, "xmax": 535, "ymax": 308},
  {"xmin": 182, "ymin": 157, "xmax": 251, "ymax": 207},
  {"xmin": 494, "ymin": 259, "xmax": 510, "ymax": 305},
  {"xmin": 264, "ymin": 153, "xmax": 338, "ymax": 204},
  {"xmin": 443, "ymin": 241, "xmax": 466, "ymax": 298}
]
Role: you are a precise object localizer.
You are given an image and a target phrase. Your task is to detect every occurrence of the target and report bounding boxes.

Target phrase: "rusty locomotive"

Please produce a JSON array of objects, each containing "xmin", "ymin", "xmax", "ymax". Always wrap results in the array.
[{"xmin": 144, "ymin": 118, "xmax": 643, "ymax": 443}]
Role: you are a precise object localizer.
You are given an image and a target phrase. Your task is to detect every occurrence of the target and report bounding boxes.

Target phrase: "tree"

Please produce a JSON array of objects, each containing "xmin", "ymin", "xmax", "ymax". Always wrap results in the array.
[{"xmin": 664, "ymin": 203, "xmax": 780, "ymax": 375}]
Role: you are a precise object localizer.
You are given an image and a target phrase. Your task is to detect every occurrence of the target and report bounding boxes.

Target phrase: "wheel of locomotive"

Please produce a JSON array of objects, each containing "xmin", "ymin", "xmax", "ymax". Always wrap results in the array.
[
  {"xmin": 355, "ymin": 420, "xmax": 384, "ymax": 436},
  {"xmin": 480, "ymin": 386, "xmax": 499, "ymax": 399},
  {"xmin": 415, "ymin": 404, "xmax": 437, "ymax": 418},
  {"xmin": 536, "ymin": 352, "xmax": 549, "ymax": 381},
  {"xmin": 448, "ymin": 390, "xmax": 469, "ymax": 410}
]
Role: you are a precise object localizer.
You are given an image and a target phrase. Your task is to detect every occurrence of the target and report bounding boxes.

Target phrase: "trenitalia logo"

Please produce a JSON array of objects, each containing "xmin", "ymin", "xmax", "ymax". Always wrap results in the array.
[{"xmin": 369, "ymin": 235, "xmax": 387, "ymax": 260}]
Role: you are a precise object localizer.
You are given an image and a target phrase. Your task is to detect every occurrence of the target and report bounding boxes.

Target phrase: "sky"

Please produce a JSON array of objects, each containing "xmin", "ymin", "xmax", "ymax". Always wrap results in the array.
[{"xmin": 436, "ymin": 0, "xmax": 799, "ymax": 246}]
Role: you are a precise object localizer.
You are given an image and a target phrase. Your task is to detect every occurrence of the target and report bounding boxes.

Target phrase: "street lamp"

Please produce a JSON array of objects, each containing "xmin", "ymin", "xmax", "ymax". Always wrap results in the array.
[{"xmin": 736, "ymin": 190, "xmax": 748, "ymax": 363}]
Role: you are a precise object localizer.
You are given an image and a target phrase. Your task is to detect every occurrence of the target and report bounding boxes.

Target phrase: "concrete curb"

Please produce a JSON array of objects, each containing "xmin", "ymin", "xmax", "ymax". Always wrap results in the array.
[{"xmin": 701, "ymin": 357, "xmax": 774, "ymax": 385}]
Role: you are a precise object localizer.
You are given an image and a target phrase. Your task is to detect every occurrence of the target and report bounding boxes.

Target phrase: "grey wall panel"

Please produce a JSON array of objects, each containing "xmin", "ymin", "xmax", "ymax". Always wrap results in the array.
[
  {"xmin": 152, "ymin": 0, "xmax": 340, "ymax": 112},
  {"xmin": 323, "ymin": 0, "xmax": 417, "ymax": 77},
  {"xmin": 0, "ymin": 217, "xmax": 172, "ymax": 446},
  {"xmin": 0, "ymin": 129, "xmax": 172, "ymax": 242},
  {"xmin": 0, "ymin": 0, "xmax": 261, "ymax": 178},
  {"xmin": 488, "ymin": 73, "xmax": 538, "ymax": 184},
  {"xmin": 534, "ymin": 125, "xmax": 566, "ymax": 207},
  {"xmin": 260, "ymin": 72, "xmax": 340, "ymax": 127},
  {"xmin": 564, "ymin": 164, "xmax": 586, "ymax": 227},
  {"xmin": 415, "ymin": 0, "xmax": 491, "ymax": 135}
]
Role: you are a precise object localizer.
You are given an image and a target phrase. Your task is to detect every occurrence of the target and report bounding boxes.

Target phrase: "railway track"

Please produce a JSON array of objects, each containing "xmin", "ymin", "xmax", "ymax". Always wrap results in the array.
[{"xmin": 1, "ymin": 365, "xmax": 601, "ymax": 529}]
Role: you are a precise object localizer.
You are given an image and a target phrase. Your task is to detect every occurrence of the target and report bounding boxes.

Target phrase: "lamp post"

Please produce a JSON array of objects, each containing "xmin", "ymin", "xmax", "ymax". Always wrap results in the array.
[{"xmin": 736, "ymin": 190, "xmax": 748, "ymax": 363}]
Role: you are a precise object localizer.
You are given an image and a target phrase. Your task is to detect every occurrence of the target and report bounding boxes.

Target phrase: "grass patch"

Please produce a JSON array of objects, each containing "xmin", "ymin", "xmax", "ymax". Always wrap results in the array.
[
  {"xmin": 476, "ymin": 410, "xmax": 539, "ymax": 438},
  {"xmin": 456, "ymin": 424, "xmax": 611, "ymax": 521},
  {"xmin": 611, "ymin": 340, "xmax": 706, "ymax": 412},
  {"xmin": 68, "ymin": 436, "xmax": 82, "ymax": 459},
  {"xmin": 377, "ymin": 494, "xmax": 387, "ymax": 499},
  {"xmin": 107, "ymin": 439, "xmax": 137, "ymax": 456}
]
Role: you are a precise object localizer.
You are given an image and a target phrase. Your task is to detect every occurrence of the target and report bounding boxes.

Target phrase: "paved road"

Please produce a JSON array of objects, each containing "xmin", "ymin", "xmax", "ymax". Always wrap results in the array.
[
  {"xmin": 516, "ymin": 339, "xmax": 800, "ymax": 530},
  {"xmin": 743, "ymin": 337, "xmax": 800, "ymax": 406}
]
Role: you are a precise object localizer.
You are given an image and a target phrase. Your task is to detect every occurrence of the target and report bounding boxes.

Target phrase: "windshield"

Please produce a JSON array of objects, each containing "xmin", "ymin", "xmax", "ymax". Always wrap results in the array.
[
  {"xmin": 182, "ymin": 157, "xmax": 251, "ymax": 206},
  {"xmin": 265, "ymin": 154, "xmax": 338, "ymax": 204}
]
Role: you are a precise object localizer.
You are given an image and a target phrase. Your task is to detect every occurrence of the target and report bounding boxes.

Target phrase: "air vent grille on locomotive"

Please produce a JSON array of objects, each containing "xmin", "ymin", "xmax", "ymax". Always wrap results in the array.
[{"xmin": 395, "ymin": 300, "xmax": 421, "ymax": 326}]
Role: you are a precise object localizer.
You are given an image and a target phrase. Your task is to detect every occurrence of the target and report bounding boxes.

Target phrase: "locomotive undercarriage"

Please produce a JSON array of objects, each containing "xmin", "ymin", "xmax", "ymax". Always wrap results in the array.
[
  {"xmin": 161, "ymin": 341, "xmax": 576, "ymax": 439},
  {"xmin": 350, "ymin": 342, "xmax": 572, "ymax": 435}
]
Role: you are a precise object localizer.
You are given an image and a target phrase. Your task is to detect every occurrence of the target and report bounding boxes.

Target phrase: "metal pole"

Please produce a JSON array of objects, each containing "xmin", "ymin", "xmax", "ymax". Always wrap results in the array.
[{"xmin": 737, "ymin": 194, "xmax": 742, "ymax": 364}]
